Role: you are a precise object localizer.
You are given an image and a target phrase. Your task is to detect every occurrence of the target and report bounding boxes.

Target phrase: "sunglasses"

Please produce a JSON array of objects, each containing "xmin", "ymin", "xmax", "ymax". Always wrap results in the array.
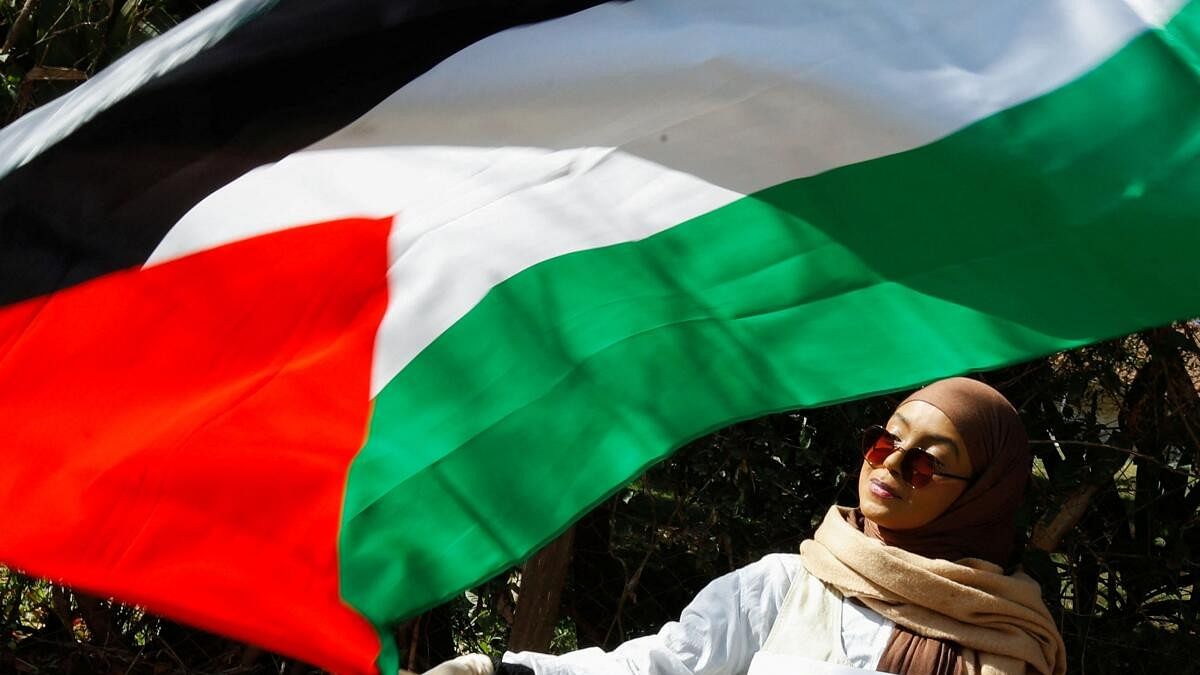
[{"xmin": 860, "ymin": 425, "xmax": 971, "ymax": 488}]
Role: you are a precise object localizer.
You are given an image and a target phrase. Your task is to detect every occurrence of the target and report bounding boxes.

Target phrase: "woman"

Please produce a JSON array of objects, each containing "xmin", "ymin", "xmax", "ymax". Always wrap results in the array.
[{"xmin": 429, "ymin": 377, "xmax": 1067, "ymax": 675}]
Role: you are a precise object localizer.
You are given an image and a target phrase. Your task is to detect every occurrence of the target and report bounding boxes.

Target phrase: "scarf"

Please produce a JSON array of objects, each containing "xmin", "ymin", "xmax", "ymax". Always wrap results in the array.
[{"xmin": 801, "ymin": 506, "xmax": 1066, "ymax": 675}]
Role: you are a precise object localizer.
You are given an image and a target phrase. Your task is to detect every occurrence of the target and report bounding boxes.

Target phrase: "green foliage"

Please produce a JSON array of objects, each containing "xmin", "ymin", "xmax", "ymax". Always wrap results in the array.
[
  {"xmin": 562, "ymin": 405, "xmax": 877, "ymax": 646},
  {"xmin": 1010, "ymin": 326, "xmax": 1200, "ymax": 673}
]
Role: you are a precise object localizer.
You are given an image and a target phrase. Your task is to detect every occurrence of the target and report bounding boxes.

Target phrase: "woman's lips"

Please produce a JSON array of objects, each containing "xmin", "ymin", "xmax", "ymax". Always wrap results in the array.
[{"xmin": 869, "ymin": 478, "xmax": 900, "ymax": 499}]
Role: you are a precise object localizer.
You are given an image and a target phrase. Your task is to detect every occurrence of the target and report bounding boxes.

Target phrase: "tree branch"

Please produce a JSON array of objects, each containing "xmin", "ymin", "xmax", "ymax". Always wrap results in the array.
[
  {"xmin": 1029, "ymin": 439, "xmax": 1200, "ymax": 478},
  {"xmin": 1031, "ymin": 482, "xmax": 1104, "ymax": 552},
  {"xmin": 1, "ymin": 0, "xmax": 39, "ymax": 58}
]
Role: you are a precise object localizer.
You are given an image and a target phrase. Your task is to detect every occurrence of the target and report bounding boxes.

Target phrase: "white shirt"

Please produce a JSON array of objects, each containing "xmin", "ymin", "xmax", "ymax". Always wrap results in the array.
[{"xmin": 503, "ymin": 553, "xmax": 894, "ymax": 675}]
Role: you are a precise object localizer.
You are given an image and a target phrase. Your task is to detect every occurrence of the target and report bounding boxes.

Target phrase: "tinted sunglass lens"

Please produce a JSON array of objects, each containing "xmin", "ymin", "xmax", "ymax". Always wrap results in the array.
[
  {"xmin": 860, "ymin": 426, "xmax": 879, "ymax": 452},
  {"xmin": 866, "ymin": 446, "xmax": 890, "ymax": 465},
  {"xmin": 906, "ymin": 452, "xmax": 934, "ymax": 487},
  {"xmin": 861, "ymin": 426, "xmax": 947, "ymax": 489},
  {"xmin": 863, "ymin": 427, "xmax": 895, "ymax": 465}
]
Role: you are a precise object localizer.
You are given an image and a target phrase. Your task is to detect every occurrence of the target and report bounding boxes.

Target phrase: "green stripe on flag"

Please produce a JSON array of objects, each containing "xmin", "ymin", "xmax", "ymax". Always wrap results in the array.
[{"xmin": 340, "ymin": 1, "xmax": 1200, "ymax": 633}]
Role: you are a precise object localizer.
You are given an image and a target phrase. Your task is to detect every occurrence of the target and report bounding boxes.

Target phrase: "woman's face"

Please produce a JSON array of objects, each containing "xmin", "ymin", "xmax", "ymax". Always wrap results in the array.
[{"xmin": 857, "ymin": 400, "xmax": 974, "ymax": 530}]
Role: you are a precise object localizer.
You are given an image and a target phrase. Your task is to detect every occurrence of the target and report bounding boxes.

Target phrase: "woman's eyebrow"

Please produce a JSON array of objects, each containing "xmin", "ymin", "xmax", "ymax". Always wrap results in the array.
[
  {"xmin": 924, "ymin": 434, "xmax": 962, "ymax": 459},
  {"xmin": 893, "ymin": 411, "xmax": 962, "ymax": 458}
]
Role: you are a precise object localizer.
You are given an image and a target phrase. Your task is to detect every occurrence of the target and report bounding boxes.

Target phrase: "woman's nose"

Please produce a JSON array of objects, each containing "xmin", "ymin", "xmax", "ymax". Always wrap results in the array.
[{"xmin": 881, "ymin": 447, "xmax": 907, "ymax": 473}]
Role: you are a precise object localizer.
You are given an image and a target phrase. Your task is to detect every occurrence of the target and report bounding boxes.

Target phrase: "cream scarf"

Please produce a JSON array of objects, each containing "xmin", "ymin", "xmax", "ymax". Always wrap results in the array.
[{"xmin": 799, "ymin": 507, "xmax": 1066, "ymax": 675}]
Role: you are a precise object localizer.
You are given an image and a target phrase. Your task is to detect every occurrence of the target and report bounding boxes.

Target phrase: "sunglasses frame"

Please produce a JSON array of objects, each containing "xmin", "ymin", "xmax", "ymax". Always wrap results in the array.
[{"xmin": 860, "ymin": 425, "xmax": 972, "ymax": 488}]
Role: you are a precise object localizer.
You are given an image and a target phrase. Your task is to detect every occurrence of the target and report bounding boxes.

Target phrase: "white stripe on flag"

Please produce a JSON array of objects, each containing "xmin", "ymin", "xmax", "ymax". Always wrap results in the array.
[
  {"xmin": 145, "ymin": 0, "xmax": 1187, "ymax": 395},
  {"xmin": 312, "ymin": 0, "xmax": 1182, "ymax": 192}
]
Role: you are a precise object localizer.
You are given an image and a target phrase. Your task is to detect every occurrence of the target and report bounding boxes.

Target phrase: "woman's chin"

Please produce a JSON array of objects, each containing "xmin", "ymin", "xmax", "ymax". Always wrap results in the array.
[
  {"xmin": 860, "ymin": 496, "xmax": 923, "ymax": 530},
  {"xmin": 860, "ymin": 499, "xmax": 899, "ymax": 526}
]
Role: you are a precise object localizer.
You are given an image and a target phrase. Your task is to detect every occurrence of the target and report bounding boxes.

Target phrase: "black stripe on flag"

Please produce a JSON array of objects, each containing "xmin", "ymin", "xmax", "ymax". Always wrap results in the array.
[{"xmin": 0, "ymin": 0, "xmax": 610, "ymax": 306}]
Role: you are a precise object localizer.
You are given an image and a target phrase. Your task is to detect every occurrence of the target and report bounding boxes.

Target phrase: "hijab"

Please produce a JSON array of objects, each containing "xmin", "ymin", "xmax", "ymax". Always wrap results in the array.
[
  {"xmin": 801, "ymin": 377, "xmax": 1063, "ymax": 675},
  {"xmin": 862, "ymin": 377, "xmax": 1032, "ymax": 568}
]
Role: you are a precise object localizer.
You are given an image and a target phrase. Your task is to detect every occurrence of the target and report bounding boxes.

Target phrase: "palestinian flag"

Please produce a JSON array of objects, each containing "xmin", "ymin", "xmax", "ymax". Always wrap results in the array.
[{"xmin": 3, "ymin": 0, "xmax": 1199, "ymax": 672}]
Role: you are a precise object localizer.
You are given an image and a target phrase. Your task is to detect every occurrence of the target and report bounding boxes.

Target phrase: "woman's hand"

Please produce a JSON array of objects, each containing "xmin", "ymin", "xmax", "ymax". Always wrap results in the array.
[{"xmin": 421, "ymin": 653, "xmax": 494, "ymax": 675}]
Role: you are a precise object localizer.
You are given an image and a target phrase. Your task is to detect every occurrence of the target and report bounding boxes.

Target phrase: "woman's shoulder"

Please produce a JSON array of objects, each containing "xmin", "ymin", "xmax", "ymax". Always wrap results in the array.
[
  {"xmin": 749, "ymin": 551, "xmax": 804, "ymax": 574},
  {"xmin": 720, "ymin": 552, "xmax": 808, "ymax": 599}
]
